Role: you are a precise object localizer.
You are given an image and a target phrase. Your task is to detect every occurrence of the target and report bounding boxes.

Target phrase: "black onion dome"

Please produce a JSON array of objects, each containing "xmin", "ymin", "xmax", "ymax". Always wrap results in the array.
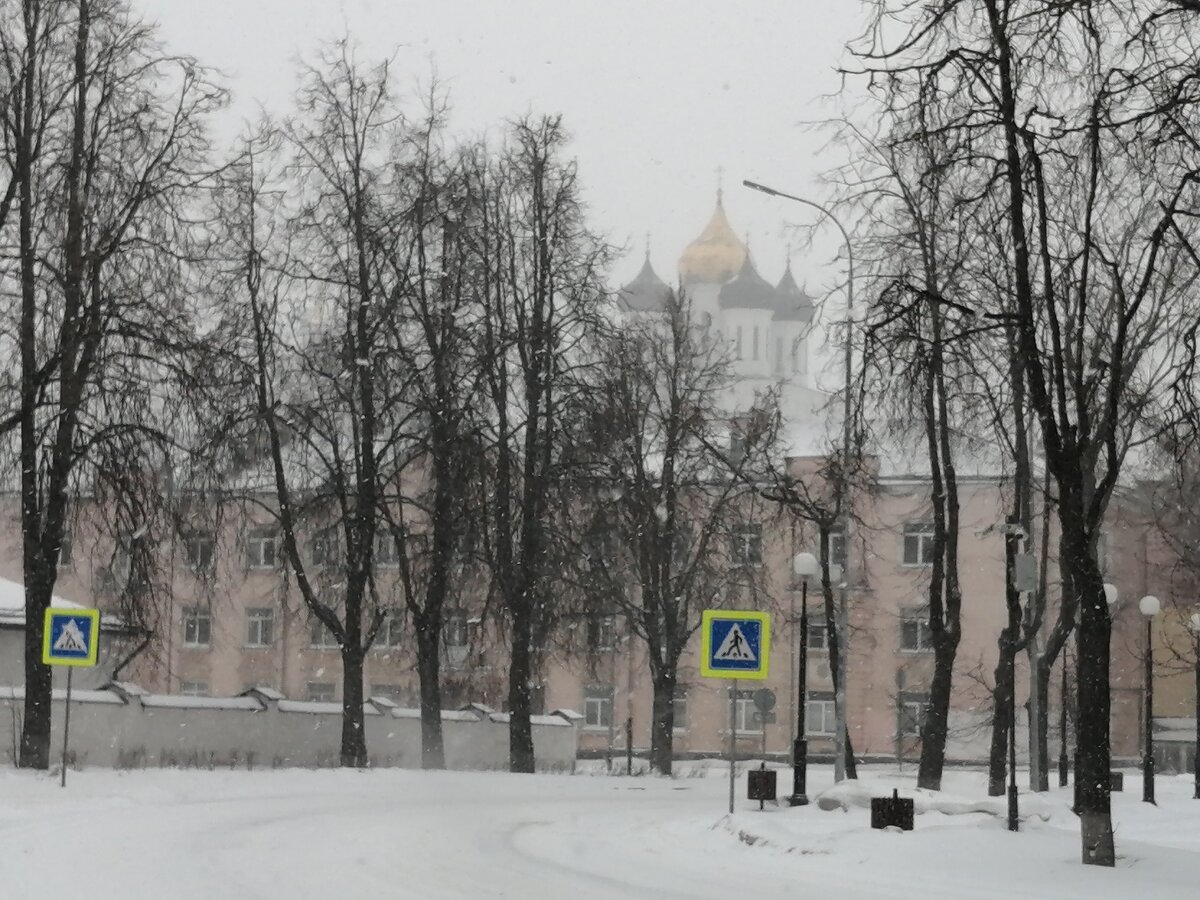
[
  {"xmin": 618, "ymin": 255, "xmax": 672, "ymax": 312},
  {"xmin": 718, "ymin": 255, "xmax": 780, "ymax": 310},
  {"xmin": 774, "ymin": 265, "xmax": 816, "ymax": 322}
]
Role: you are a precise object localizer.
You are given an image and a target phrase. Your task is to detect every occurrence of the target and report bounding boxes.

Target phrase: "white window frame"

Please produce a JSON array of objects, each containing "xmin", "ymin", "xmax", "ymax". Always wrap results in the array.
[
  {"xmin": 583, "ymin": 685, "xmax": 613, "ymax": 730},
  {"xmin": 825, "ymin": 526, "xmax": 848, "ymax": 571},
  {"xmin": 245, "ymin": 607, "xmax": 275, "ymax": 648},
  {"xmin": 673, "ymin": 691, "xmax": 688, "ymax": 734},
  {"xmin": 309, "ymin": 617, "xmax": 340, "ymax": 650},
  {"xmin": 587, "ymin": 614, "xmax": 617, "ymax": 652},
  {"xmin": 899, "ymin": 608, "xmax": 934, "ymax": 653},
  {"xmin": 899, "ymin": 693, "xmax": 929, "ymax": 737},
  {"xmin": 805, "ymin": 692, "xmax": 837, "ymax": 736},
  {"xmin": 246, "ymin": 527, "xmax": 279, "ymax": 570},
  {"xmin": 181, "ymin": 606, "xmax": 212, "ymax": 648},
  {"xmin": 805, "ymin": 616, "xmax": 828, "ymax": 652},
  {"xmin": 310, "ymin": 528, "xmax": 339, "ymax": 568},
  {"xmin": 730, "ymin": 523, "xmax": 763, "ymax": 568},
  {"xmin": 752, "ymin": 325, "xmax": 760, "ymax": 361},
  {"xmin": 184, "ymin": 532, "xmax": 216, "ymax": 573},
  {"xmin": 375, "ymin": 532, "xmax": 400, "ymax": 568},
  {"xmin": 444, "ymin": 609, "xmax": 468, "ymax": 649},
  {"xmin": 734, "ymin": 692, "xmax": 763, "ymax": 734},
  {"xmin": 57, "ymin": 531, "xmax": 73, "ymax": 568},
  {"xmin": 179, "ymin": 680, "xmax": 209, "ymax": 697},
  {"xmin": 376, "ymin": 607, "xmax": 404, "ymax": 649},
  {"xmin": 902, "ymin": 522, "xmax": 936, "ymax": 567}
]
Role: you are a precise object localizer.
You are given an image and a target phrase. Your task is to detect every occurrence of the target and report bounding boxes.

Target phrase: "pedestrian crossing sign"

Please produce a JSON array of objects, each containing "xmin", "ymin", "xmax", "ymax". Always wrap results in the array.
[
  {"xmin": 700, "ymin": 610, "xmax": 770, "ymax": 680},
  {"xmin": 42, "ymin": 607, "xmax": 101, "ymax": 667}
]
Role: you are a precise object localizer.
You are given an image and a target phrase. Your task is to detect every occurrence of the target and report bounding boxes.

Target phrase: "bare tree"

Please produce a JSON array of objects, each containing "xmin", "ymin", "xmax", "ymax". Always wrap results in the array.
[
  {"xmin": 0, "ymin": 0, "xmax": 223, "ymax": 768},
  {"xmin": 577, "ymin": 289, "xmax": 782, "ymax": 774},
  {"xmin": 471, "ymin": 115, "xmax": 610, "ymax": 772}
]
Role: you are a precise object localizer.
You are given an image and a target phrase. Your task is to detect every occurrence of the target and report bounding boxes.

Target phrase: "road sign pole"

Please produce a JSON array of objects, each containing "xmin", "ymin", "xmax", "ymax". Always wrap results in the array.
[
  {"xmin": 728, "ymin": 680, "xmax": 737, "ymax": 815},
  {"xmin": 60, "ymin": 667, "xmax": 72, "ymax": 788}
]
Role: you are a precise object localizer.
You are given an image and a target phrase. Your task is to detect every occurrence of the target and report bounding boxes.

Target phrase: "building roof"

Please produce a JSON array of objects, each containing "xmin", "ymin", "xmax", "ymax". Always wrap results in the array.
[
  {"xmin": 617, "ymin": 254, "xmax": 672, "ymax": 312},
  {"xmin": 678, "ymin": 193, "xmax": 747, "ymax": 285},
  {"xmin": 718, "ymin": 255, "xmax": 781, "ymax": 311},
  {"xmin": 774, "ymin": 265, "xmax": 816, "ymax": 323}
]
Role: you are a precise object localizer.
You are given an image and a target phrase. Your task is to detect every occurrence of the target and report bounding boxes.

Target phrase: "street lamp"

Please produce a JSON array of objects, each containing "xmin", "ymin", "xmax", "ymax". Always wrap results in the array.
[
  {"xmin": 1190, "ymin": 611, "xmax": 1200, "ymax": 801},
  {"xmin": 790, "ymin": 551, "xmax": 819, "ymax": 806},
  {"xmin": 1139, "ymin": 594, "xmax": 1161, "ymax": 804},
  {"xmin": 744, "ymin": 179, "xmax": 856, "ymax": 783}
]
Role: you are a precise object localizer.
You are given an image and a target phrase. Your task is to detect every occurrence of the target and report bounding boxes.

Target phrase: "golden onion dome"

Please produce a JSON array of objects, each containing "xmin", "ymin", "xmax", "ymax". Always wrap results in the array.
[{"xmin": 678, "ymin": 192, "xmax": 747, "ymax": 285}]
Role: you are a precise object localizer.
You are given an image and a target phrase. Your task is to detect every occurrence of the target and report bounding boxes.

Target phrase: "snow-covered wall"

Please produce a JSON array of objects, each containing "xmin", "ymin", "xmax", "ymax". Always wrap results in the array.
[{"xmin": 0, "ymin": 685, "xmax": 578, "ymax": 771}]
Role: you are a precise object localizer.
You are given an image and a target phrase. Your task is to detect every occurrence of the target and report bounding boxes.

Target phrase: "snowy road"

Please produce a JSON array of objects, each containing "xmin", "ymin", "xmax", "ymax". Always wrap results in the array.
[{"xmin": 3, "ymin": 765, "xmax": 1198, "ymax": 899}]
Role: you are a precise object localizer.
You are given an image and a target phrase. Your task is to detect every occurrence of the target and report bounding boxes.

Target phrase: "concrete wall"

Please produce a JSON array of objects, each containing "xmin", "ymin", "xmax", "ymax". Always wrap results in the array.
[{"xmin": 0, "ymin": 686, "xmax": 578, "ymax": 772}]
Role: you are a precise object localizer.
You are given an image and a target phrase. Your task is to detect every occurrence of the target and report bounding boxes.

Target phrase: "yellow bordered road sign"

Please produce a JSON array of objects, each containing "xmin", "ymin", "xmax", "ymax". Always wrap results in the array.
[
  {"xmin": 700, "ymin": 609, "xmax": 770, "ymax": 680},
  {"xmin": 42, "ymin": 607, "xmax": 100, "ymax": 667}
]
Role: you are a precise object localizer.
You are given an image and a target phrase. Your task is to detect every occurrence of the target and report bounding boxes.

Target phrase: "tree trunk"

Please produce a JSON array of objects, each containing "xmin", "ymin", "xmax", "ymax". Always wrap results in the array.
[
  {"xmin": 508, "ymin": 597, "xmax": 535, "ymax": 773},
  {"xmin": 822, "ymin": 584, "xmax": 857, "ymax": 778},
  {"xmin": 649, "ymin": 667, "xmax": 676, "ymax": 775},
  {"xmin": 988, "ymin": 640, "xmax": 1015, "ymax": 796},
  {"xmin": 415, "ymin": 617, "xmax": 445, "ymax": 769},
  {"xmin": 1032, "ymin": 654, "xmax": 1053, "ymax": 792},
  {"xmin": 339, "ymin": 645, "xmax": 368, "ymax": 768},
  {"xmin": 18, "ymin": 574, "xmax": 52, "ymax": 769},
  {"xmin": 1070, "ymin": 529, "xmax": 1114, "ymax": 866},
  {"xmin": 917, "ymin": 636, "xmax": 956, "ymax": 789}
]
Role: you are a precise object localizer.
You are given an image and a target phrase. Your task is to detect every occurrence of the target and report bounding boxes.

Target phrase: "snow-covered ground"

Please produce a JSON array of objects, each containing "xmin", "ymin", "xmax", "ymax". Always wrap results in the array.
[{"xmin": 1, "ymin": 762, "xmax": 1196, "ymax": 899}]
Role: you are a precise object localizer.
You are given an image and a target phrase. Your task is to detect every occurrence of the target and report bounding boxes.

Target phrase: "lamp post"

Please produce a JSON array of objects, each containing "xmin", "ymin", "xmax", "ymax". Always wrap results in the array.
[
  {"xmin": 1139, "ymin": 594, "xmax": 1161, "ymax": 804},
  {"xmin": 790, "ymin": 551, "xmax": 819, "ymax": 806},
  {"xmin": 743, "ymin": 179, "xmax": 855, "ymax": 783},
  {"xmin": 1190, "ymin": 611, "xmax": 1200, "ymax": 801}
]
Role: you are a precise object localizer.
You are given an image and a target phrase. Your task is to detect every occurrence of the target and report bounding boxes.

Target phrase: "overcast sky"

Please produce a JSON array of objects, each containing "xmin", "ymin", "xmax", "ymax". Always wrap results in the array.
[{"xmin": 135, "ymin": 0, "xmax": 868, "ymax": 295}]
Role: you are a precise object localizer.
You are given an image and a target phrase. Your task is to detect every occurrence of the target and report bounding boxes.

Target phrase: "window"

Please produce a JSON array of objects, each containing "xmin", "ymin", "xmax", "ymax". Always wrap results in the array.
[
  {"xmin": 899, "ymin": 692, "xmax": 929, "ymax": 737},
  {"xmin": 900, "ymin": 608, "xmax": 933, "ymax": 653},
  {"xmin": 583, "ymin": 685, "xmax": 613, "ymax": 729},
  {"xmin": 246, "ymin": 527, "xmax": 278, "ymax": 570},
  {"xmin": 179, "ymin": 680, "xmax": 209, "ymax": 697},
  {"xmin": 729, "ymin": 523, "xmax": 763, "ymax": 567},
  {"xmin": 445, "ymin": 609, "xmax": 468, "ymax": 648},
  {"xmin": 673, "ymin": 690, "xmax": 688, "ymax": 733},
  {"xmin": 825, "ymin": 527, "xmax": 848, "ymax": 571},
  {"xmin": 57, "ymin": 531, "xmax": 73, "ymax": 568},
  {"xmin": 902, "ymin": 522, "xmax": 936, "ymax": 566},
  {"xmin": 306, "ymin": 682, "xmax": 336, "ymax": 703},
  {"xmin": 184, "ymin": 532, "xmax": 215, "ymax": 573},
  {"xmin": 309, "ymin": 617, "xmax": 339, "ymax": 649},
  {"xmin": 1096, "ymin": 530, "xmax": 1110, "ymax": 577},
  {"xmin": 245, "ymin": 607, "xmax": 275, "ymax": 647},
  {"xmin": 734, "ymin": 690, "xmax": 763, "ymax": 734},
  {"xmin": 806, "ymin": 616, "xmax": 828, "ymax": 651},
  {"xmin": 791, "ymin": 337, "xmax": 803, "ymax": 374},
  {"xmin": 375, "ymin": 532, "xmax": 400, "ymax": 568},
  {"xmin": 182, "ymin": 606, "xmax": 212, "ymax": 648},
  {"xmin": 377, "ymin": 607, "xmax": 404, "ymax": 648},
  {"xmin": 587, "ymin": 614, "xmax": 617, "ymax": 652},
  {"xmin": 806, "ymin": 691, "xmax": 837, "ymax": 736},
  {"xmin": 752, "ymin": 325, "xmax": 760, "ymax": 360},
  {"xmin": 774, "ymin": 336, "xmax": 784, "ymax": 375},
  {"xmin": 735, "ymin": 326, "xmax": 743, "ymax": 359},
  {"xmin": 310, "ymin": 528, "xmax": 339, "ymax": 568}
]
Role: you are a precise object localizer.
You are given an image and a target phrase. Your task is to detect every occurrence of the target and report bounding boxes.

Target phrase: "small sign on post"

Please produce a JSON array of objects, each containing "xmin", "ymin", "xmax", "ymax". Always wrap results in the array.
[
  {"xmin": 701, "ymin": 610, "xmax": 771, "ymax": 816},
  {"xmin": 42, "ymin": 607, "xmax": 101, "ymax": 787}
]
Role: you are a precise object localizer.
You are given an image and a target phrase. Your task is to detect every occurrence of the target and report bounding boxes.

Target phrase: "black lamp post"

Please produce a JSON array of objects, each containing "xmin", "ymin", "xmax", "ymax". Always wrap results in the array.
[
  {"xmin": 790, "ymin": 551, "xmax": 818, "ymax": 806},
  {"xmin": 1139, "ymin": 594, "xmax": 1160, "ymax": 805},
  {"xmin": 1190, "ymin": 611, "xmax": 1200, "ymax": 801}
]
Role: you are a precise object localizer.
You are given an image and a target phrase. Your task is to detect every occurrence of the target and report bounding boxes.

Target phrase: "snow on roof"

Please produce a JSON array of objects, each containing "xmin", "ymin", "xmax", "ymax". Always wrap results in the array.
[
  {"xmin": 389, "ymin": 707, "xmax": 481, "ymax": 722},
  {"xmin": 277, "ymin": 699, "xmax": 380, "ymax": 716},
  {"xmin": 141, "ymin": 694, "xmax": 264, "ymax": 711},
  {"xmin": 488, "ymin": 712, "xmax": 572, "ymax": 728},
  {"xmin": 550, "ymin": 708, "xmax": 585, "ymax": 722},
  {"xmin": 0, "ymin": 686, "xmax": 124, "ymax": 705},
  {"xmin": 240, "ymin": 686, "xmax": 285, "ymax": 702},
  {"xmin": 0, "ymin": 577, "xmax": 85, "ymax": 625}
]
